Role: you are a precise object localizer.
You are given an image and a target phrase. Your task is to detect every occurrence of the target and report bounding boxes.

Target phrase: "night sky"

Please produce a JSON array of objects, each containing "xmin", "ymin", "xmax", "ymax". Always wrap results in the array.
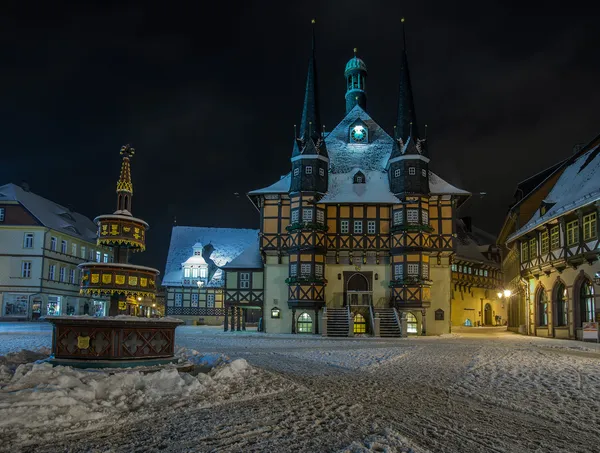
[{"xmin": 2, "ymin": 2, "xmax": 599, "ymax": 273}]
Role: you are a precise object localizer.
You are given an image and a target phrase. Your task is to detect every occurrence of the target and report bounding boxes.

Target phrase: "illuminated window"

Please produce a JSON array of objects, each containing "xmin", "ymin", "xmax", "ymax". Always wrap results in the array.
[
  {"xmin": 407, "ymin": 263, "xmax": 419, "ymax": 276},
  {"xmin": 409, "ymin": 167, "xmax": 415, "ymax": 175},
  {"xmin": 353, "ymin": 313, "xmax": 366, "ymax": 334},
  {"xmin": 529, "ymin": 237, "xmax": 537, "ymax": 259},
  {"xmin": 61, "ymin": 240, "xmax": 67, "ymax": 254},
  {"xmin": 71, "ymin": 243, "xmax": 77, "ymax": 256},
  {"xmin": 354, "ymin": 220, "xmax": 363, "ymax": 234},
  {"xmin": 422, "ymin": 209, "xmax": 429, "ymax": 225},
  {"xmin": 290, "ymin": 264, "xmax": 297, "ymax": 276},
  {"xmin": 341, "ymin": 220, "xmax": 349, "ymax": 233},
  {"xmin": 319, "ymin": 168, "xmax": 325, "ymax": 176},
  {"xmin": 271, "ymin": 307, "xmax": 281, "ymax": 318},
  {"xmin": 580, "ymin": 280, "xmax": 595, "ymax": 324},
  {"xmin": 554, "ymin": 282, "xmax": 567, "ymax": 327},
  {"xmin": 583, "ymin": 213, "xmax": 597, "ymax": 241},
  {"xmin": 192, "ymin": 268, "xmax": 198, "ymax": 278},
  {"xmin": 394, "ymin": 168, "xmax": 401, "ymax": 178},
  {"xmin": 521, "ymin": 241, "xmax": 529, "ymax": 262},
  {"xmin": 451, "ymin": 264, "xmax": 457, "ymax": 272},
  {"xmin": 316, "ymin": 210, "xmax": 325, "ymax": 224},
  {"xmin": 191, "ymin": 294, "xmax": 199, "ymax": 307},
  {"xmin": 50, "ymin": 237, "xmax": 57, "ymax": 251},
  {"xmin": 422, "ymin": 263, "xmax": 429, "ymax": 279},
  {"xmin": 394, "ymin": 264, "xmax": 403, "ymax": 279},
  {"xmin": 484, "ymin": 270, "xmax": 488, "ymax": 277},
  {"xmin": 294, "ymin": 168, "xmax": 300, "ymax": 176},
  {"xmin": 407, "ymin": 209, "xmax": 419, "ymax": 224},
  {"xmin": 367, "ymin": 220, "xmax": 376, "ymax": 234},
  {"xmin": 240, "ymin": 273, "xmax": 250, "ymax": 289},
  {"xmin": 566, "ymin": 220, "xmax": 579, "ymax": 246},
  {"xmin": 550, "ymin": 226, "xmax": 560, "ymax": 249},
  {"xmin": 540, "ymin": 230, "xmax": 549, "ymax": 254},
  {"xmin": 407, "ymin": 313, "xmax": 418, "ymax": 334},
  {"xmin": 69, "ymin": 269, "xmax": 75, "ymax": 284},
  {"xmin": 103, "ymin": 253, "xmax": 109, "ymax": 263},
  {"xmin": 315, "ymin": 264, "xmax": 323, "ymax": 277},
  {"xmin": 21, "ymin": 261, "xmax": 31, "ymax": 278},
  {"xmin": 393, "ymin": 210, "xmax": 403, "ymax": 225},
  {"xmin": 305, "ymin": 166, "xmax": 313, "ymax": 175},
  {"xmin": 300, "ymin": 263, "xmax": 311, "ymax": 277},
  {"xmin": 537, "ymin": 288, "xmax": 548, "ymax": 326},
  {"xmin": 291, "ymin": 210, "xmax": 299, "ymax": 223},
  {"xmin": 23, "ymin": 233, "xmax": 34, "ymax": 248},
  {"xmin": 59, "ymin": 267, "xmax": 66, "ymax": 282},
  {"xmin": 48, "ymin": 264, "xmax": 56, "ymax": 281},
  {"xmin": 297, "ymin": 312, "xmax": 312, "ymax": 333},
  {"xmin": 303, "ymin": 208, "xmax": 313, "ymax": 222},
  {"xmin": 175, "ymin": 293, "xmax": 183, "ymax": 307},
  {"xmin": 199, "ymin": 267, "xmax": 207, "ymax": 278},
  {"xmin": 96, "ymin": 251, "xmax": 101, "ymax": 263},
  {"xmin": 184, "ymin": 268, "xmax": 190, "ymax": 278}
]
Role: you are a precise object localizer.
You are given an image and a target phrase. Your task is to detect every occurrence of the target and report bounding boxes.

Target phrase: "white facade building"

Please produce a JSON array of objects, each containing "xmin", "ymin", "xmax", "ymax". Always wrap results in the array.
[{"xmin": 0, "ymin": 183, "xmax": 113, "ymax": 320}]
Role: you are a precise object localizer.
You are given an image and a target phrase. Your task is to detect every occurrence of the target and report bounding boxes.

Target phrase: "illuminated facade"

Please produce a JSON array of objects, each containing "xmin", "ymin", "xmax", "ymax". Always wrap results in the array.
[{"xmin": 248, "ymin": 25, "xmax": 474, "ymax": 335}]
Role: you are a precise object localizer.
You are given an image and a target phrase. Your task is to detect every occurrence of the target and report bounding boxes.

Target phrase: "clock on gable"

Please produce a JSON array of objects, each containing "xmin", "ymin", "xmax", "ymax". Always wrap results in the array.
[{"xmin": 351, "ymin": 125, "xmax": 367, "ymax": 143}]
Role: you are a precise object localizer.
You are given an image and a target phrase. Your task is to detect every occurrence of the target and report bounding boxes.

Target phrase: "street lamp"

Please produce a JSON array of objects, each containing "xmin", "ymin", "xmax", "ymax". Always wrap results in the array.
[
  {"xmin": 503, "ymin": 289, "xmax": 512, "ymax": 298},
  {"xmin": 497, "ymin": 292, "xmax": 503, "ymax": 299}
]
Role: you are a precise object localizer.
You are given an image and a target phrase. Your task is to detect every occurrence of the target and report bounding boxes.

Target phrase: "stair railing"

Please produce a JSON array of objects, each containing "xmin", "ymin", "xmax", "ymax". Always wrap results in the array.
[
  {"xmin": 392, "ymin": 307, "xmax": 401, "ymax": 336},
  {"xmin": 369, "ymin": 305, "xmax": 376, "ymax": 336}
]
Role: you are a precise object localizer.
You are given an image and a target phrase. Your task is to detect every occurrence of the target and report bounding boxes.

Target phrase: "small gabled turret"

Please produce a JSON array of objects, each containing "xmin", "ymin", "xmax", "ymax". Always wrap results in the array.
[{"xmin": 290, "ymin": 20, "xmax": 329, "ymax": 194}]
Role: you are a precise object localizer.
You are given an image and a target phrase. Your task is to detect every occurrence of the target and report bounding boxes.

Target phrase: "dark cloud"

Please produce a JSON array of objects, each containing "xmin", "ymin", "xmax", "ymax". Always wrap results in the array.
[{"xmin": 1, "ymin": 1, "xmax": 599, "ymax": 270}]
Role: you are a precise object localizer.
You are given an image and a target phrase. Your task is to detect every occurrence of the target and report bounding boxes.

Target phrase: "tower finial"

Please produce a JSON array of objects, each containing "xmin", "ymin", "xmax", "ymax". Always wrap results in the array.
[
  {"xmin": 401, "ymin": 17, "xmax": 406, "ymax": 49},
  {"xmin": 354, "ymin": 47, "xmax": 357, "ymax": 55},
  {"xmin": 425, "ymin": 124, "xmax": 428, "ymax": 140},
  {"xmin": 294, "ymin": 124, "xmax": 297, "ymax": 139}
]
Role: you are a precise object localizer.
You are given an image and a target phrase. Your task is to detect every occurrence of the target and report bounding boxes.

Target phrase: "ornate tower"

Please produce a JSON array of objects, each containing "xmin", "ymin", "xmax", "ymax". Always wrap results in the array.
[
  {"xmin": 287, "ymin": 20, "xmax": 328, "ymax": 333},
  {"xmin": 387, "ymin": 21, "xmax": 432, "ymax": 333},
  {"xmin": 79, "ymin": 145, "xmax": 160, "ymax": 316},
  {"xmin": 344, "ymin": 48, "xmax": 367, "ymax": 113}
]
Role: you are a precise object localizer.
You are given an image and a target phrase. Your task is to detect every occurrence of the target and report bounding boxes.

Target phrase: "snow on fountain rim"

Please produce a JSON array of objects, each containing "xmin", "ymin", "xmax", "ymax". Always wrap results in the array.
[{"xmin": 44, "ymin": 314, "xmax": 184, "ymax": 323}]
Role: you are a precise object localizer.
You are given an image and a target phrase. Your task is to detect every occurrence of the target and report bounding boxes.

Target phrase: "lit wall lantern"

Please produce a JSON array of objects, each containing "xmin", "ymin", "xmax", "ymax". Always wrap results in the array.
[
  {"xmin": 271, "ymin": 307, "xmax": 281, "ymax": 319},
  {"xmin": 497, "ymin": 292, "xmax": 503, "ymax": 299},
  {"xmin": 375, "ymin": 273, "xmax": 379, "ymax": 280},
  {"xmin": 337, "ymin": 273, "xmax": 342, "ymax": 280},
  {"xmin": 503, "ymin": 289, "xmax": 512, "ymax": 298}
]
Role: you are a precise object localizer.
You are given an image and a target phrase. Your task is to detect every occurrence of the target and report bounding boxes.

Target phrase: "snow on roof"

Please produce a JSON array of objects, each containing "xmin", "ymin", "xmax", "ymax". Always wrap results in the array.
[
  {"xmin": 222, "ymin": 240, "xmax": 263, "ymax": 269},
  {"xmin": 163, "ymin": 226, "xmax": 259, "ymax": 286},
  {"xmin": 428, "ymin": 172, "xmax": 470, "ymax": 196},
  {"xmin": 508, "ymin": 143, "xmax": 600, "ymax": 242},
  {"xmin": 320, "ymin": 170, "xmax": 400, "ymax": 204},
  {"xmin": 182, "ymin": 255, "xmax": 207, "ymax": 266},
  {"xmin": 0, "ymin": 183, "xmax": 97, "ymax": 241},
  {"xmin": 248, "ymin": 173, "xmax": 291, "ymax": 195},
  {"xmin": 326, "ymin": 105, "xmax": 394, "ymax": 173},
  {"xmin": 455, "ymin": 220, "xmax": 499, "ymax": 268}
]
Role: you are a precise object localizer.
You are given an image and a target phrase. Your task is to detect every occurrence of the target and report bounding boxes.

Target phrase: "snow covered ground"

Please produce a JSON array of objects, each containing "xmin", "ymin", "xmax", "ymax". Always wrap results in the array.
[{"xmin": 1, "ymin": 324, "xmax": 600, "ymax": 452}]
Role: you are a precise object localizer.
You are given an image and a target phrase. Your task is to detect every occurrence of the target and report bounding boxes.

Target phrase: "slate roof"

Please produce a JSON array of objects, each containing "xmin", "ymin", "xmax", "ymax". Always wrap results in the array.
[
  {"xmin": 162, "ymin": 226, "xmax": 259, "ymax": 286},
  {"xmin": 508, "ymin": 141, "xmax": 600, "ymax": 242},
  {"xmin": 455, "ymin": 219, "xmax": 500, "ymax": 268},
  {"xmin": 221, "ymin": 240, "xmax": 263, "ymax": 269},
  {"xmin": 0, "ymin": 183, "xmax": 97, "ymax": 242}
]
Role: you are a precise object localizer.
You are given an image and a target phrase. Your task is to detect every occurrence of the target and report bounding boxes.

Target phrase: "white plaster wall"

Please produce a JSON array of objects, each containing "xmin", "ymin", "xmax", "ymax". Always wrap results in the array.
[
  {"xmin": 428, "ymin": 261, "xmax": 452, "ymax": 335},
  {"xmin": 324, "ymin": 264, "xmax": 391, "ymax": 308},
  {"xmin": 263, "ymin": 256, "xmax": 290, "ymax": 334}
]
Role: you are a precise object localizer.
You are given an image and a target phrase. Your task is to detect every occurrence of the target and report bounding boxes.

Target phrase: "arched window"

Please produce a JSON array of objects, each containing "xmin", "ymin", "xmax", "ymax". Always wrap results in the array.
[
  {"xmin": 580, "ymin": 280, "xmax": 595, "ymax": 324},
  {"xmin": 554, "ymin": 282, "xmax": 567, "ymax": 327},
  {"xmin": 407, "ymin": 312, "xmax": 418, "ymax": 334},
  {"xmin": 353, "ymin": 313, "xmax": 366, "ymax": 334},
  {"xmin": 537, "ymin": 288, "xmax": 548, "ymax": 327},
  {"xmin": 297, "ymin": 312, "xmax": 312, "ymax": 334}
]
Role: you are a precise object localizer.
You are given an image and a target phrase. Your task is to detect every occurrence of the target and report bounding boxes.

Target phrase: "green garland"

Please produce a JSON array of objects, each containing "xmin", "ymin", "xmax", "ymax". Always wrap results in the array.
[
  {"xmin": 390, "ymin": 224, "xmax": 434, "ymax": 234},
  {"xmin": 388, "ymin": 277, "xmax": 432, "ymax": 287},
  {"xmin": 285, "ymin": 277, "xmax": 328, "ymax": 285},
  {"xmin": 286, "ymin": 222, "xmax": 329, "ymax": 233}
]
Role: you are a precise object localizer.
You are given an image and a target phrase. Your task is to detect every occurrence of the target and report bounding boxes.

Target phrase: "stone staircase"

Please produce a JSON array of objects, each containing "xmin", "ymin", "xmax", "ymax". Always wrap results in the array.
[
  {"xmin": 375, "ymin": 308, "xmax": 401, "ymax": 337},
  {"xmin": 326, "ymin": 307, "xmax": 350, "ymax": 337}
]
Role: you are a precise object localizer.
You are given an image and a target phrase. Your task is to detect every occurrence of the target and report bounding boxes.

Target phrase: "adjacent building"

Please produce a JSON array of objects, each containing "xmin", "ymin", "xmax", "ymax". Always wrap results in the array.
[
  {"xmin": 0, "ymin": 183, "xmax": 113, "ymax": 320},
  {"xmin": 499, "ymin": 134, "xmax": 600, "ymax": 339},
  {"xmin": 162, "ymin": 227, "xmax": 259, "ymax": 325}
]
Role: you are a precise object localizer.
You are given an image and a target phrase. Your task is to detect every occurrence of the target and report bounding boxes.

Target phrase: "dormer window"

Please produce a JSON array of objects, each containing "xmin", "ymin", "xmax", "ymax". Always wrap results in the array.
[{"xmin": 353, "ymin": 171, "xmax": 366, "ymax": 184}]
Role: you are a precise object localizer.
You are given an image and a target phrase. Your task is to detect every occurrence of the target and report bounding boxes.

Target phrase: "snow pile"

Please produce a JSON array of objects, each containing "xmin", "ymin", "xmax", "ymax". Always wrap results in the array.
[
  {"xmin": 0, "ymin": 349, "xmax": 257, "ymax": 448},
  {"xmin": 339, "ymin": 428, "xmax": 424, "ymax": 453}
]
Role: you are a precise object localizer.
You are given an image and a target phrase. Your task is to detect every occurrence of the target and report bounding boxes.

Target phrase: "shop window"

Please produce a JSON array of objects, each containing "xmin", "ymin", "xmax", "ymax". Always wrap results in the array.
[
  {"xmin": 537, "ymin": 288, "xmax": 548, "ymax": 327},
  {"xmin": 540, "ymin": 230, "xmax": 549, "ymax": 254},
  {"xmin": 297, "ymin": 312, "xmax": 312, "ymax": 333},
  {"xmin": 579, "ymin": 280, "xmax": 595, "ymax": 324},
  {"xmin": 47, "ymin": 296, "xmax": 61, "ymax": 316},
  {"xmin": 407, "ymin": 313, "xmax": 418, "ymax": 334},
  {"xmin": 3, "ymin": 294, "xmax": 29, "ymax": 317},
  {"xmin": 353, "ymin": 313, "xmax": 366, "ymax": 334},
  {"xmin": 271, "ymin": 307, "xmax": 281, "ymax": 318}
]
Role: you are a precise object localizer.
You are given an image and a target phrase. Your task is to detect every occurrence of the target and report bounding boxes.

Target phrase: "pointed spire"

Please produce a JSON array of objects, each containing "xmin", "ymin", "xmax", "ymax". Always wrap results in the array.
[
  {"xmin": 299, "ymin": 19, "xmax": 322, "ymax": 144},
  {"xmin": 396, "ymin": 17, "xmax": 420, "ymax": 144},
  {"xmin": 116, "ymin": 144, "xmax": 135, "ymax": 213}
]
